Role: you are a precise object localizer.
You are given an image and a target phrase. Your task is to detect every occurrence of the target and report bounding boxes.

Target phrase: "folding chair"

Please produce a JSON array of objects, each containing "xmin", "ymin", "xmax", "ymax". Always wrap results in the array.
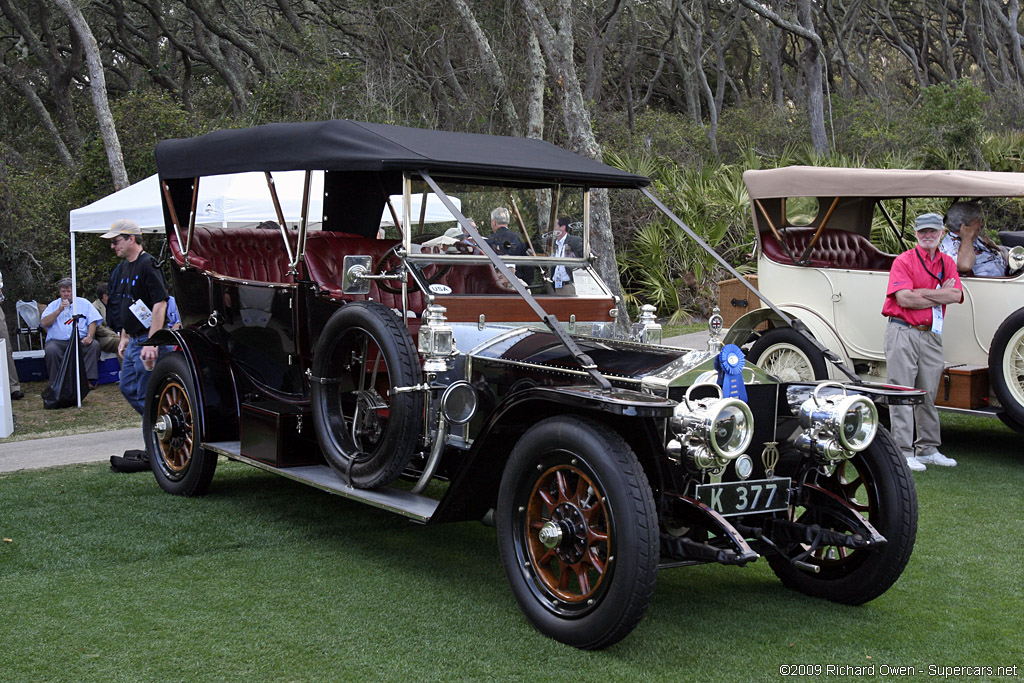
[{"xmin": 15, "ymin": 300, "xmax": 42, "ymax": 351}]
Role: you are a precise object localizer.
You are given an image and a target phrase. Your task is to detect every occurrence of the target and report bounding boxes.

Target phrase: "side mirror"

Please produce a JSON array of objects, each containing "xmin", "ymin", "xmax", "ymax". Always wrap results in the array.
[{"xmin": 342, "ymin": 255, "xmax": 372, "ymax": 294}]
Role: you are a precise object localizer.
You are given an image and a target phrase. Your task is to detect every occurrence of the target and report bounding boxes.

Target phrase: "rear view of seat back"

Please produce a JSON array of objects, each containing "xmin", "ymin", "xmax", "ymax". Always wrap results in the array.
[{"xmin": 170, "ymin": 226, "xmax": 296, "ymax": 284}]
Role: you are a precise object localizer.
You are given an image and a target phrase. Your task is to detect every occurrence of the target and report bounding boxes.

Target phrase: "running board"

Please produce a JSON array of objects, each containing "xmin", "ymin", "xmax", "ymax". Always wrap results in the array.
[{"xmin": 204, "ymin": 441, "xmax": 439, "ymax": 522}]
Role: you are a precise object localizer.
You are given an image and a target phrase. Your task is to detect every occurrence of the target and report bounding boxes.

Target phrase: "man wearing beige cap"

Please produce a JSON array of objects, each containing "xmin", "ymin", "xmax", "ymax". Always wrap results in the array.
[{"xmin": 102, "ymin": 219, "xmax": 168, "ymax": 423}]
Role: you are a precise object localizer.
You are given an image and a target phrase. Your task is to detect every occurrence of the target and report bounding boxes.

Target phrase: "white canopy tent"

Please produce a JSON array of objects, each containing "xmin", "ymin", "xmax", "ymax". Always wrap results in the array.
[
  {"xmin": 64, "ymin": 171, "xmax": 460, "ymax": 406},
  {"xmin": 69, "ymin": 171, "xmax": 461, "ymax": 233}
]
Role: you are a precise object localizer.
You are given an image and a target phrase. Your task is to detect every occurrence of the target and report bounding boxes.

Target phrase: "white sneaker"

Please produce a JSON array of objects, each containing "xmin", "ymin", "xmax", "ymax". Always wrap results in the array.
[
  {"xmin": 905, "ymin": 456, "xmax": 926, "ymax": 472},
  {"xmin": 918, "ymin": 452, "xmax": 957, "ymax": 467}
]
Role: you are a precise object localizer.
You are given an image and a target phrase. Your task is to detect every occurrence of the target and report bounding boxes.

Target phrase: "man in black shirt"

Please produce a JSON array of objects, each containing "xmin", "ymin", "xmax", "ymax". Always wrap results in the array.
[{"xmin": 102, "ymin": 219, "xmax": 168, "ymax": 415}]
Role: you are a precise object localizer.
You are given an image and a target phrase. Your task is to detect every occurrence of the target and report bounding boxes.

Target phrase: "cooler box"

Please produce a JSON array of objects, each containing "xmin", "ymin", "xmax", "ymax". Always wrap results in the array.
[
  {"xmin": 97, "ymin": 356, "xmax": 120, "ymax": 385},
  {"xmin": 12, "ymin": 350, "xmax": 46, "ymax": 381}
]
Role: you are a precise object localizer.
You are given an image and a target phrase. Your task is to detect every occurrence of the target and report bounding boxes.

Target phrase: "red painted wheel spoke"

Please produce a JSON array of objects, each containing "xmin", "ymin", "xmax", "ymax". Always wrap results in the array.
[
  {"xmin": 573, "ymin": 474, "xmax": 589, "ymax": 504},
  {"xmin": 537, "ymin": 486, "xmax": 557, "ymax": 509},
  {"xmin": 574, "ymin": 565, "xmax": 592, "ymax": 595},
  {"xmin": 586, "ymin": 547, "xmax": 606, "ymax": 574},
  {"xmin": 554, "ymin": 470, "xmax": 573, "ymax": 504}
]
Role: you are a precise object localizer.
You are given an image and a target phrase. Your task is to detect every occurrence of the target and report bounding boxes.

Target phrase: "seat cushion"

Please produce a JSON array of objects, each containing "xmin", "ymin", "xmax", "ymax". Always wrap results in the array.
[{"xmin": 762, "ymin": 227, "xmax": 895, "ymax": 270}]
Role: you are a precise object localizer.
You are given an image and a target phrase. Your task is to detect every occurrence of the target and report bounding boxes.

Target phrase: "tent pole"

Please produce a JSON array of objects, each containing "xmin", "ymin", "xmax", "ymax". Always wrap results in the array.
[{"xmin": 71, "ymin": 232, "xmax": 82, "ymax": 408}]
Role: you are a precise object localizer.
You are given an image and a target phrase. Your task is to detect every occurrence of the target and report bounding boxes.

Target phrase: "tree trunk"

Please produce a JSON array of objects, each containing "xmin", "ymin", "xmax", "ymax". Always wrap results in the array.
[
  {"xmin": 737, "ymin": 0, "xmax": 828, "ymax": 154},
  {"xmin": 522, "ymin": 0, "xmax": 628, "ymax": 323},
  {"xmin": 50, "ymin": 0, "xmax": 129, "ymax": 189},
  {"xmin": 449, "ymin": 0, "xmax": 521, "ymax": 134}
]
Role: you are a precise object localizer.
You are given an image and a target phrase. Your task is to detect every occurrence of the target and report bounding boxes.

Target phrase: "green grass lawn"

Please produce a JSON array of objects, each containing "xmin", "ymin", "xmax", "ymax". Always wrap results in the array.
[{"xmin": 0, "ymin": 413, "xmax": 1021, "ymax": 681}]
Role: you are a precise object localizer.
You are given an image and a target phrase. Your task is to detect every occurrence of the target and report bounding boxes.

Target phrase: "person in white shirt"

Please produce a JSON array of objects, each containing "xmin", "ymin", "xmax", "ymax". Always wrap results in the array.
[
  {"xmin": 40, "ymin": 278, "xmax": 103, "ymax": 386},
  {"xmin": 548, "ymin": 217, "xmax": 583, "ymax": 295}
]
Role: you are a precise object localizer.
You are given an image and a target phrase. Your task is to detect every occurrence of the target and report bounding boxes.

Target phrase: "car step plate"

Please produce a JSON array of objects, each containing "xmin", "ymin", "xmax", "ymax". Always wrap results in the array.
[
  {"xmin": 695, "ymin": 477, "xmax": 791, "ymax": 517},
  {"xmin": 204, "ymin": 441, "xmax": 439, "ymax": 522}
]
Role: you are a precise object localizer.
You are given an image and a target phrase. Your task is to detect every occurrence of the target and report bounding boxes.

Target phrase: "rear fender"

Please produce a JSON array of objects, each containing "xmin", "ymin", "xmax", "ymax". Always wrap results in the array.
[
  {"xmin": 431, "ymin": 386, "xmax": 673, "ymax": 524},
  {"xmin": 151, "ymin": 328, "xmax": 240, "ymax": 443}
]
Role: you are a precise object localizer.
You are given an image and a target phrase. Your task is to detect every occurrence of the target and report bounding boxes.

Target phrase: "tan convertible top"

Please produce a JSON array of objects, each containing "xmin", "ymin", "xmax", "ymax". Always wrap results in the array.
[{"xmin": 744, "ymin": 166, "xmax": 1024, "ymax": 200}]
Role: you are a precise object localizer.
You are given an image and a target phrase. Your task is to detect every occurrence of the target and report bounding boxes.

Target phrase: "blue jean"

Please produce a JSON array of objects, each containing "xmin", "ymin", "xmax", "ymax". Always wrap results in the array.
[{"xmin": 120, "ymin": 336, "xmax": 154, "ymax": 415}]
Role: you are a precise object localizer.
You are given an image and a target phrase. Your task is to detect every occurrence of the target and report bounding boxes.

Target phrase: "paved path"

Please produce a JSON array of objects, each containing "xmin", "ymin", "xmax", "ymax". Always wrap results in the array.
[{"xmin": 0, "ymin": 427, "xmax": 144, "ymax": 473}]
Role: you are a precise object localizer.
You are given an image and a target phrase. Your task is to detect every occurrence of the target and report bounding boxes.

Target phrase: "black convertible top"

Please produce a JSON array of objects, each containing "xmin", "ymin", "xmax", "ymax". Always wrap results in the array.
[{"xmin": 155, "ymin": 119, "xmax": 649, "ymax": 188}]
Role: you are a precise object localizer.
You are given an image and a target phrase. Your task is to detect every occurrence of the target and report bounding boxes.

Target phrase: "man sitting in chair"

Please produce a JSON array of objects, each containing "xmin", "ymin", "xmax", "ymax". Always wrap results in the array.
[{"xmin": 41, "ymin": 278, "xmax": 103, "ymax": 388}]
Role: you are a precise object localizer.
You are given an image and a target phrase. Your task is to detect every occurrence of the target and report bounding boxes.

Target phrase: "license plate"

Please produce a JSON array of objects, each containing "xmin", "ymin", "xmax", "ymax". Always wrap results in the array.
[{"xmin": 695, "ymin": 478, "xmax": 791, "ymax": 517}]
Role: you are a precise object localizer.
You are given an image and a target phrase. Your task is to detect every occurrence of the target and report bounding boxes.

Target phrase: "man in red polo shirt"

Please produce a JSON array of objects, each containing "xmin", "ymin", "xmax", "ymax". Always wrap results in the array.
[{"xmin": 882, "ymin": 212, "xmax": 964, "ymax": 472}]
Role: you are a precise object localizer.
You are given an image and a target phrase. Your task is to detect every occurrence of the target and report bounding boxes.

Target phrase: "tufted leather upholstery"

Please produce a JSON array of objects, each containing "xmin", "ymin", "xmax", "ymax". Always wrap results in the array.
[
  {"xmin": 171, "ymin": 227, "xmax": 518, "ymax": 318},
  {"xmin": 170, "ymin": 227, "xmax": 296, "ymax": 283},
  {"xmin": 304, "ymin": 232, "xmax": 515, "ymax": 313},
  {"xmin": 761, "ymin": 227, "xmax": 896, "ymax": 271},
  {"xmin": 304, "ymin": 231, "xmax": 413, "ymax": 309}
]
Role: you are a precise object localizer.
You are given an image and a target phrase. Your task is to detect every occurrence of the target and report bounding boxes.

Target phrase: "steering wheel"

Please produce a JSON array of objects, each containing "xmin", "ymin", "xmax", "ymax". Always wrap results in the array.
[{"xmin": 372, "ymin": 244, "xmax": 452, "ymax": 295}]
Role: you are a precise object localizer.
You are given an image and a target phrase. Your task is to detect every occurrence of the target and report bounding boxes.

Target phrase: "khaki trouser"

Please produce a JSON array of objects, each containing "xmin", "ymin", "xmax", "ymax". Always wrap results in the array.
[
  {"xmin": 884, "ymin": 320, "xmax": 943, "ymax": 458},
  {"xmin": 0, "ymin": 305, "xmax": 20, "ymax": 393}
]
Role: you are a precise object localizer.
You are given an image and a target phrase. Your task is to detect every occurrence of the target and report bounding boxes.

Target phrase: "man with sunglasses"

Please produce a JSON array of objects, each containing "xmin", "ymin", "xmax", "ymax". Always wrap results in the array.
[{"xmin": 882, "ymin": 213, "xmax": 964, "ymax": 472}]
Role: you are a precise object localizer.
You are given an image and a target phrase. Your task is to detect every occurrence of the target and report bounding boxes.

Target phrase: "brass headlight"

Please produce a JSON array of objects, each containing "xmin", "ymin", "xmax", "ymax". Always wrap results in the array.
[
  {"xmin": 669, "ymin": 383, "xmax": 754, "ymax": 470},
  {"xmin": 797, "ymin": 383, "xmax": 878, "ymax": 461}
]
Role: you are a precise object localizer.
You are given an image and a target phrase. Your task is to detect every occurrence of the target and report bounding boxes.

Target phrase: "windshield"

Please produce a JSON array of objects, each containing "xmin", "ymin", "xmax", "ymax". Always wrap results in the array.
[{"xmin": 391, "ymin": 178, "xmax": 607, "ymax": 297}]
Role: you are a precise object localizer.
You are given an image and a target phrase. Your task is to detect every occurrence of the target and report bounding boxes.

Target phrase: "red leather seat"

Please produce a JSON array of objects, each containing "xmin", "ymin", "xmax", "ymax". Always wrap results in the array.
[
  {"xmin": 170, "ymin": 227, "xmax": 296, "ymax": 283},
  {"xmin": 761, "ymin": 227, "xmax": 896, "ymax": 271}
]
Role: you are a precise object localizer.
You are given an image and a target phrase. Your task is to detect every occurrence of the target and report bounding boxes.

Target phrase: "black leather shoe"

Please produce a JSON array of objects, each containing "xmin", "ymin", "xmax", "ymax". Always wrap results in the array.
[{"xmin": 10, "ymin": 390, "xmax": 23, "ymax": 400}]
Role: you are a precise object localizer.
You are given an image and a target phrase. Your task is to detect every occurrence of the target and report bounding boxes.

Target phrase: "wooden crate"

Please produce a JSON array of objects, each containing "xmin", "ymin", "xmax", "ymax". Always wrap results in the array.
[
  {"xmin": 717, "ymin": 276, "xmax": 762, "ymax": 327},
  {"xmin": 935, "ymin": 365, "xmax": 989, "ymax": 409}
]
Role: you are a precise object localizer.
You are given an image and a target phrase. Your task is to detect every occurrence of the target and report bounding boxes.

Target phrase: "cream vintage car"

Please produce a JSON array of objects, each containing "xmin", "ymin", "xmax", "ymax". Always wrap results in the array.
[{"xmin": 725, "ymin": 166, "xmax": 1024, "ymax": 432}]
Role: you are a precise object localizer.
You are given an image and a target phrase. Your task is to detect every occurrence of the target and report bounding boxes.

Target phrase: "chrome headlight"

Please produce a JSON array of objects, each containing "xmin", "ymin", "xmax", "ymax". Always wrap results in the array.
[
  {"xmin": 797, "ymin": 383, "xmax": 878, "ymax": 461},
  {"xmin": 669, "ymin": 383, "xmax": 754, "ymax": 470}
]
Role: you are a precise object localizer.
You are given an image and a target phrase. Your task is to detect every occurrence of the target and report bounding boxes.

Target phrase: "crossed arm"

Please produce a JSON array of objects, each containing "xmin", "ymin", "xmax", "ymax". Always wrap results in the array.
[{"xmin": 893, "ymin": 279, "xmax": 963, "ymax": 310}]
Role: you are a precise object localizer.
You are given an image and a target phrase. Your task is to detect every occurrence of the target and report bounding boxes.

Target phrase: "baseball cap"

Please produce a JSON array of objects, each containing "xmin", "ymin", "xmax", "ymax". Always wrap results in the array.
[
  {"xmin": 101, "ymin": 218, "xmax": 142, "ymax": 239},
  {"xmin": 914, "ymin": 213, "xmax": 944, "ymax": 232}
]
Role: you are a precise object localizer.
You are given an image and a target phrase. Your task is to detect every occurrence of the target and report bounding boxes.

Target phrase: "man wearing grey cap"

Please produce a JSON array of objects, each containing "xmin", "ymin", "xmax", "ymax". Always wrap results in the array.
[{"xmin": 881, "ymin": 212, "xmax": 964, "ymax": 472}]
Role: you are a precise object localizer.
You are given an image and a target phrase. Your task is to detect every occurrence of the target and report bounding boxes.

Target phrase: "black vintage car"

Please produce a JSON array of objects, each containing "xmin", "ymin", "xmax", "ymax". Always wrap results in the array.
[{"xmin": 144, "ymin": 120, "xmax": 920, "ymax": 649}]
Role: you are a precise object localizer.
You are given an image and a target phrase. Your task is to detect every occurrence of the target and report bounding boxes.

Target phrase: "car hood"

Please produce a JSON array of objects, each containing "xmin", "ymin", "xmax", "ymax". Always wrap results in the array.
[{"xmin": 460, "ymin": 326, "xmax": 743, "ymax": 386}]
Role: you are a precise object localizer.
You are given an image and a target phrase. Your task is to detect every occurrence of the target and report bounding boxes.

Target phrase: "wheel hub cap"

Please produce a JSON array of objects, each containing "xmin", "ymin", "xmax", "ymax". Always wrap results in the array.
[
  {"xmin": 540, "ymin": 502, "xmax": 587, "ymax": 564},
  {"xmin": 538, "ymin": 520, "xmax": 564, "ymax": 549},
  {"xmin": 155, "ymin": 405, "xmax": 189, "ymax": 450},
  {"xmin": 154, "ymin": 415, "xmax": 173, "ymax": 444}
]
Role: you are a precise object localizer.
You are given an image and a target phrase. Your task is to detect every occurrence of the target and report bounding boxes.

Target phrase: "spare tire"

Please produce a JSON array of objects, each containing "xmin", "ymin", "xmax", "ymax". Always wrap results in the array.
[{"xmin": 311, "ymin": 302, "xmax": 423, "ymax": 489}]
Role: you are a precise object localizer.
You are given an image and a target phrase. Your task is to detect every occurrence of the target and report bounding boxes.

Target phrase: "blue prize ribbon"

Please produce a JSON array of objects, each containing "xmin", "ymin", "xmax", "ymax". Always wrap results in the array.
[{"xmin": 715, "ymin": 344, "xmax": 747, "ymax": 402}]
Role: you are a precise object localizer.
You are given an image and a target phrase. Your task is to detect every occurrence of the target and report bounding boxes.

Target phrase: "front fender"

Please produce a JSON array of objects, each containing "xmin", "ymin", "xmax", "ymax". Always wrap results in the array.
[{"xmin": 431, "ymin": 386, "xmax": 674, "ymax": 524}]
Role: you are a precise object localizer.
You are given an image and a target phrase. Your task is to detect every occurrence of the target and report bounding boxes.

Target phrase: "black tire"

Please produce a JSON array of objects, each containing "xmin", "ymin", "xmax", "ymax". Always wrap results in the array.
[
  {"xmin": 311, "ymin": 302, "xmax": 423, "ymax": 489},
  {"xmin": 144, "ymin": 352, "xmax": 218, "ymax": 497},
  {"xmin": 767, "ymin": 428, "xmax": 917, "ymax": 604},
  {"xmin": 749, "ymin": 327, "xmax": 829, "ymax": 381},
  {"xmin": 496, "ymin": 415, "xmax": 658, "ymax": 649},
  {"xmin": 988, "ymin": 309, "xmax": 1024, "ymax": 426}
]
